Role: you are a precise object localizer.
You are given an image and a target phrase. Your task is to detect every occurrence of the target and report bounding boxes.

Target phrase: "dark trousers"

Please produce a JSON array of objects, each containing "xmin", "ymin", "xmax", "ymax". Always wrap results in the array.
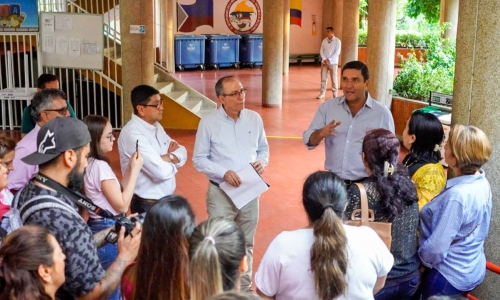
[
  {"xmin": 420, "ymin": 268, "xmax": 465, "ymax": 299},
  {"xmin": 375, "ymin": 275, "xmax": 420, "ymax": 300},
  {"xmin": 130, "ymin": 195, "xmax": 156, "ymax": 214}
]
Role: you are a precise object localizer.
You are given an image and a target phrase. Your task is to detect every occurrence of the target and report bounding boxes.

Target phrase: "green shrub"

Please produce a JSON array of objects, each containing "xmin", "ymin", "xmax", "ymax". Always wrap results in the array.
[
  {"xmin": 393, "ymin": 28, "xmax": 455, "ymax": 100},
  {"xmin": 358, "ymin": 30, "xmax": 433, "ymax": 48}
]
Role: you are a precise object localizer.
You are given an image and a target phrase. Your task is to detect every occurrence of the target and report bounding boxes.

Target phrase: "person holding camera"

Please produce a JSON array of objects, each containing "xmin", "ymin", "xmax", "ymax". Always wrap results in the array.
[
  {"xmin": 15, "ymin": 117, "xmax": 142, "ymax": 300},
  {"xmin": 83, "ymin": 115, "xmax": 144, "ymax": 300}
]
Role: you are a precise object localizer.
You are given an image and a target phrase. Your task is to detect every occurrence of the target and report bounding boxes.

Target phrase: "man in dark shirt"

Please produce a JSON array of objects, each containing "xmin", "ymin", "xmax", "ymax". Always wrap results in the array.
[{"xmin": 17, "ymin": 117, "xmax": 141, "ymax": 299}]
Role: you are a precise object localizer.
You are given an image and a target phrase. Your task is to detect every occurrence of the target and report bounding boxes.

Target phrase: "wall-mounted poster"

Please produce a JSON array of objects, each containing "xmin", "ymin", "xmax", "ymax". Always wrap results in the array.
[{"xmin": 0, "ymin": 0, "xmax": 38, "ymax": 31}]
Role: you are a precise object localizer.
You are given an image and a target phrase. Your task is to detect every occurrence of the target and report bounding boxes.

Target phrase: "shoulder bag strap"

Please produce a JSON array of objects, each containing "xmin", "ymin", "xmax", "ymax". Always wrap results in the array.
[{"xmin": 355, "ymin": 182, "xmax": 369, "ymax": 226}]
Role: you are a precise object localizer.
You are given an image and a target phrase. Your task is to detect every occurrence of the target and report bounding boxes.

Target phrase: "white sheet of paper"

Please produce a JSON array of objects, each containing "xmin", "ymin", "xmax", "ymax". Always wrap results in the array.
[
  {"xmin": 55, "ymin": 16, "xmax": 73, "ymax": 30},
  {"xmin": 69, "ymin": 38, "xmax": 81, "ymax": 57},
  {"xmin": 42, "ymin": 34, "xmax": 55, "ymax": 53},
  {"xmin": 56, "ymin": 36, "xmax": 68, "ymax": 54},
  {"xmin": 219, "ymin": 164, "xmax": 269, "ymax": 209},
  {"xmin": 43, "ymin": 16, "xmax": 54, "ymax": 32}
]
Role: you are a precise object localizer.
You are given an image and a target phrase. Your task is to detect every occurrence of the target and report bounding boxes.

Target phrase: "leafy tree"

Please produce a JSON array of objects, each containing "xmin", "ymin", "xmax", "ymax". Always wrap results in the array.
[{"xmin": 405, "ymin": 0, "xmax": 441, "ymax": 24}]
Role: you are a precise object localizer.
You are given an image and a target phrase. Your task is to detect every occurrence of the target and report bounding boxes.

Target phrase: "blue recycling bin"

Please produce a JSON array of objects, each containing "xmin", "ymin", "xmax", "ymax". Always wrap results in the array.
[
  {"xmin": 174, "ymin": 35, "xmax": 207, "ymax": 71},
  {"xmin": 204, "ymin": 34, "xmax": 241, "ymax": 69},
  {"xmin": 240, "ymin": 34, "xmax": 263, "ymax": 68}
]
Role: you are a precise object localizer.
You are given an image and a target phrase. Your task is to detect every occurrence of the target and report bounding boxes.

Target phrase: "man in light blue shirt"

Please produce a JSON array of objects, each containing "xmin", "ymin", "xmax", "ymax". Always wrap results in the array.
[
  {"xmin": 303, "ymin": 61, "xmax": 394, "ymax": 182},
  {"xmin": 193, "ymin": 76, "xmax": 269, "ymax": 292}
]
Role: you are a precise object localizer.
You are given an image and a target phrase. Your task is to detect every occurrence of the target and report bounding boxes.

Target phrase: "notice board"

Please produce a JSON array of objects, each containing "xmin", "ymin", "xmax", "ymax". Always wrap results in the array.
[{"xmin": 40, "ymin": 12, "xmax": 103, "ymax": 70}]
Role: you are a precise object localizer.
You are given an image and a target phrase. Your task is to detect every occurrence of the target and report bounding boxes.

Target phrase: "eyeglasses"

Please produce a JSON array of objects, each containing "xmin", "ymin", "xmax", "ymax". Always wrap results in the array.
[
  {"xmin": 141, "ymin": 101, "xmax": 163, "ymax": 110},
  {"xmin": 222, "ymin": 88, "xmax": 247, "ymax": 98},
  {"xmin": 103, "ymin": 133, "xmax": 114, "ymax": 142},
  {"xmin": 44, "ymin": 106, "xmax": 69, "ymax": 115}
]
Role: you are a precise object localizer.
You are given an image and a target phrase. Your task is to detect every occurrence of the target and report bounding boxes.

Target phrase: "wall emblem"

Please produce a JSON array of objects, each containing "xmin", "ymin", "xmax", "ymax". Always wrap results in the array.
[{"xmin": 224, "ymin": 0, "xmax": 261, "ymax": 34}]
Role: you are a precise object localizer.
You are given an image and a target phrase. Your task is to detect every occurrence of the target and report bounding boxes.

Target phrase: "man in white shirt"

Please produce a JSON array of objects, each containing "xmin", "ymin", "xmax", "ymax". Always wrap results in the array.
[
  {"xmin": 318, "ymin": 26, "xmax": 342, "ymax": 99},
  {"xmin": 193, "ymin": 76, "xmax": 270, "ymax": 292},
  {"xmin": 118, "ymin": 85, "xmax": 187, "ymax": 213}
]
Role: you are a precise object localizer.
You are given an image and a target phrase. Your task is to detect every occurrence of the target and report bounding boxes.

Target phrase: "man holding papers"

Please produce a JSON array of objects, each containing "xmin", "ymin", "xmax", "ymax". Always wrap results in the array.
[{"xmin": 193, "ymin": 76, "xmax": 270, "ymax": 292}]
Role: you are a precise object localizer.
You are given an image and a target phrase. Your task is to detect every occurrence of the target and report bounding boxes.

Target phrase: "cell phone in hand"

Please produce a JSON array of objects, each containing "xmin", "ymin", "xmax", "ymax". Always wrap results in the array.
[{"xmin": 136, "ymin": 140, "xmax": 138, "ymax": 159}]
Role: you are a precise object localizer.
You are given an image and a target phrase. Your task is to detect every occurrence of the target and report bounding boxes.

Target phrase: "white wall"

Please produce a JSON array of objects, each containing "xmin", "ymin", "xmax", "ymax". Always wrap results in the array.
[{"xmin": 177, "ymin": 0, "xmax": 324, "ymax": 54}]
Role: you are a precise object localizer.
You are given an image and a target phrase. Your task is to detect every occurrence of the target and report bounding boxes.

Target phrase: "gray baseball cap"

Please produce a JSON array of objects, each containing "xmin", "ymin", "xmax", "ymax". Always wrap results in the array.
[{"xmin": 22, "ymin": 117, "xmax": 91, "ymax": 166}]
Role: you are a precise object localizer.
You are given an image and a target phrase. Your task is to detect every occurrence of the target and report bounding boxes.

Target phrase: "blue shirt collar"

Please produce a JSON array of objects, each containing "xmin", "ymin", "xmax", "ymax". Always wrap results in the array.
[
  {"xmin": 445, "ymin": 169, "xmax": 486, "ymax": 189},
  {"xmin": 338, "ymin": 91, "xmax": 373, "ymax": 108}
]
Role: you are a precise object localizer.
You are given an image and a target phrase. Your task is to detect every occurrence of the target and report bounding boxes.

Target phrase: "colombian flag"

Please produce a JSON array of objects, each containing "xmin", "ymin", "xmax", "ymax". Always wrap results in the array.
[{"xmin": 290, "ymin": 0, "xmax": 302, "ymax": 27}]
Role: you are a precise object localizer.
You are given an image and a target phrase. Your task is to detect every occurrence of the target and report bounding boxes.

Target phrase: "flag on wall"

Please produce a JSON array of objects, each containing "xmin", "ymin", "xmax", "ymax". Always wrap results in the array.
[
  {"xmin": 177, "ymin": 0, "xmax": 214, "ymax": 32},
  {"xmin": 290, "ymin": 0, "xmax": 302, "ymax": 27}
]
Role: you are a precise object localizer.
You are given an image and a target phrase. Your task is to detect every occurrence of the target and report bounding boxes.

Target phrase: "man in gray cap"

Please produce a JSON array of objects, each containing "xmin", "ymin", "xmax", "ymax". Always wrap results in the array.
[{"xmin": 15, "ymin": 117, "xmax": 141, "ymax": 300}]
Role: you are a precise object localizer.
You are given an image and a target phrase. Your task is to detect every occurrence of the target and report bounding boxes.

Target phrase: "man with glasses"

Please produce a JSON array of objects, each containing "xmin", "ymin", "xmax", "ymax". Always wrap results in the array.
[
  {"xmin": 20, "ymin": 74, "xmax": 77, "ymax": 138},
  {"xmin": 118, "ymin": 84, "xmax": 187, "ymax": 213},
  {"xmin": 8, "ymin": 89, "xmax": 70, "ymax": 193},
  {"xmin": 193, "ymin": 75, "xmax": 270, "ymax": 293}
]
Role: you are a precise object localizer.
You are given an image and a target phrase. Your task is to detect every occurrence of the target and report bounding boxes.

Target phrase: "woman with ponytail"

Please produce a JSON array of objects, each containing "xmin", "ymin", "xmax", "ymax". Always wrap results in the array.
[
  {"xmin": 121, "ymin": 195, "xmax": 195, "ymax": 300},
  {"xmin": 255, "ymin": 171, "xmax": 393, "ymax": 299},
  {"xmin": 189, "ymin": 218, "xmax": 246, "ymax": 300},
  {"xmin": 345, "ymin": 128, "xmax": 419, "ymax": 300},
  {"xmin": 402, "ymin": 110, "xmax": 446, "ymax": 210},
  {"xmin": 0, "ymin": 225, "xmax": 66, "ymax": 300}
]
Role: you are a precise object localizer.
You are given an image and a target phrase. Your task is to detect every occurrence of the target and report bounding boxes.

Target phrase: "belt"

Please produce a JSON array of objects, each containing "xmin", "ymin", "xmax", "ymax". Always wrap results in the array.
[
  {"xmin": 132, "ymin": 194, "xmax": 158, "ymax": 204},
  {"xmin": 209, "ymin": 180, "xmax": 220, "ymax": 187}
]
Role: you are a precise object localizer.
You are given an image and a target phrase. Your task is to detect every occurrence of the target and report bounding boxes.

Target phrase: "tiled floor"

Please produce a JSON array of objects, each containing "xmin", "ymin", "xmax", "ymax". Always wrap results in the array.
[{"xmin": 1, "ymin": 64, "xmax": 404, "ymax": 285}]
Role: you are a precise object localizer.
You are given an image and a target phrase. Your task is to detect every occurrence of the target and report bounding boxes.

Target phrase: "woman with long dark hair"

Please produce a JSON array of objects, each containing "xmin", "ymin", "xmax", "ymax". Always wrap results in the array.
[
  {"xmin": 189, "ymin": 218, "xmax": 246, "ymax": 300},
  {"xmin": 419, "ymin": 125, "xmax": 492, "ymax": 298},
  {"xmin": 82, "ymin": 115, "xmax": 143, "ymax": 299},
  {"xmin": 0, "ymin": 225, "xmax": 66, "ymax": 300},
  {"xmin": 402, "ymin": 110, "xmax": 446, "ymax": 210},
  {"xmin": 121, "ymin": 195, "xmax": 195, "ymax": 300},
  {"xmin": 255, "ymin": 171, "xmax": 393, "ymax": 299},
  {"xmin": 345, "ymin": 128, "xmax": 419, "ymax": 300}
]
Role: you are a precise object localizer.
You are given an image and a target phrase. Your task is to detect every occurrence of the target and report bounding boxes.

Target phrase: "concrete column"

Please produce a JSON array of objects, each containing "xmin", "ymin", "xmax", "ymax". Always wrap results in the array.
[
  {"xmin": 332, "ymin": 0, "xmax": 343, "ymax": 48},
  {"xmin": 340, "ymin": 0, "xmax": 359, "ymax": 66},
  {"xmin": 262, "ymin": 0, "xmax": 284, "ymax": 107},
  {"xmin": 452, "ymin": 1, "xmax": 500, "ymax": 297},
  {"xmin": 439, "ymin": 0, "xmax": 446, "ymax": 24},
  {"xmin": 443, "ymin": 0, "xmax": 459, "ymax": 39},
  {"xmin": 166, "ymin": 0, "xmax": 176, "ymax": 73},
  {"xmin": 120, "ymin": 0, "xmax": 155, "ymax": 126},
  {"xmin": 160, "ymin": 0, "xmax": 167, "ymax": 66},
  {"xmin": 366, "ymin": 0, "xmax": 397, "ymax": 107},
  {"xmin": 283, "ymin": 0, "xmax": 290, "ymax": 75},
  {"xmin": 322, "ymin": 0, "xmax": 333, "ymax": 34}
]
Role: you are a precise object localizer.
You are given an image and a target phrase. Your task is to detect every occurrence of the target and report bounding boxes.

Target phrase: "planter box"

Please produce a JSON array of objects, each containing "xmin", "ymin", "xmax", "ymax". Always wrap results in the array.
[
  {"xmin": 358, "ymin": 47, "xmax": 426, "ymax": 67},
  {"xmin": 390, "ymin": 96, "xmax": 428, "ymax": 138}
]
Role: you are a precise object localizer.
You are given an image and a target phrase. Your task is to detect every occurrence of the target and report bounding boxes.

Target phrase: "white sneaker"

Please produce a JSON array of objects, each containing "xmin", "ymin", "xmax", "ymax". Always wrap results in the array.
[{"xmin": 317, "ymin": 93, "xmax": 325, "ymax": 99}]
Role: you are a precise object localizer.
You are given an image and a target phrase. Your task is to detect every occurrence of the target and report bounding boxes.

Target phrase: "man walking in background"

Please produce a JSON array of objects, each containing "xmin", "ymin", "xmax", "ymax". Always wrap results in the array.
[{"xmin": 318, "ymin": 26, "xmax": 341, "ymax": 99}]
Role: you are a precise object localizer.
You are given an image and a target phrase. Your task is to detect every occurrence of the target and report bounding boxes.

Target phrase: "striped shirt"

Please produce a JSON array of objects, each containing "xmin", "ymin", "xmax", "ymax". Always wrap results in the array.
[{"xmin": 419, "ymin": 170, "xmax": 491, "ymax": 291}]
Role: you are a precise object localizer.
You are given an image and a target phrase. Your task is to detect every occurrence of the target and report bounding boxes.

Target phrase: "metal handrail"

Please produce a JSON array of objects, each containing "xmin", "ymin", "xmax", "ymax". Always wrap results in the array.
[{"xmin": 466, "ymin": 261, "xmax": 500, "ymax": 300}]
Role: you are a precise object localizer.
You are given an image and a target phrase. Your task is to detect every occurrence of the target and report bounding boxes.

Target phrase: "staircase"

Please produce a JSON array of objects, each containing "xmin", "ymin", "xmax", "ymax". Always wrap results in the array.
[
  {"xmin": 68, "ymin": 0, "xmax": 217, "ymax": 129},
  {"xmin": 154, "ymin": 65, "xmax": 217, "ymax": 129}
]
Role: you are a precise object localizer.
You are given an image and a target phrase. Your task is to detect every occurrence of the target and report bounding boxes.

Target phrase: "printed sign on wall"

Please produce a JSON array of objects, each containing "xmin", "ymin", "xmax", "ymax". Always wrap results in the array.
[{"xmin": 0, "ymin": 0, "xmax": 38, "ymax": 31}]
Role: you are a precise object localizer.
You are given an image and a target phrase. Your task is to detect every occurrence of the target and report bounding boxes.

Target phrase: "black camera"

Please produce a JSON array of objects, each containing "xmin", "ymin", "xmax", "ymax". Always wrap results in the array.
[{"xmin": 105, "ymin": 213, "xmax": 146, "ymax": 244}]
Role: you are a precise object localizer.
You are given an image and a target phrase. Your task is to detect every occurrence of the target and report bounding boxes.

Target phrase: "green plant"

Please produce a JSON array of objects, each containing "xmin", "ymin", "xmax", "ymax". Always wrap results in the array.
[
  {"xmin": 405, "ymin": 0, "xmax": 440, "ymax": 24},
  {"xmin": 358, "ymin": 30, "xmax": 367, "ymax": 46},
  {"xmin": 393, "ymin": 28, "xmax": 455, "ymax": 100},
  {"xmin": 358, "ymin": 30, "xmax": 431, "ymax": 48}
]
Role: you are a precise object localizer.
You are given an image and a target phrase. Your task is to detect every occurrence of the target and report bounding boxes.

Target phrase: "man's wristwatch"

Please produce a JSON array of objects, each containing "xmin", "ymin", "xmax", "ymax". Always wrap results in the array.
[{"xmin": 169, "ymin": 153, "xmax": 175, "ymax": 161}]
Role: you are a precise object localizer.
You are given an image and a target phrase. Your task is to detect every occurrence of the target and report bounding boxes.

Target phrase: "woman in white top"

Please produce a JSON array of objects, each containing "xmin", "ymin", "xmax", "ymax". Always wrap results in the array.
[
  {"xmin": 255, "ymin": 171, "xmax": 394, "ymax": 300},
  {"xmin": 83, "ymin": 115, "xmax": 143, "ymax": 300}
]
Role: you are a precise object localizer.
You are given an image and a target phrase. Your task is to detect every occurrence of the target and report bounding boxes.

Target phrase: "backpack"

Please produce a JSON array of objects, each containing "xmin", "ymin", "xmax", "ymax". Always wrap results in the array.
[{"xmin": 0, "ymin": 186, "xmax": 80, "ymax": 238}]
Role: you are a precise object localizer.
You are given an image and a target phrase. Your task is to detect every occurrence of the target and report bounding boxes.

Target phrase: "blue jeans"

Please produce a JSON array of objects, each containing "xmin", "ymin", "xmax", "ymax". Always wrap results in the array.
[
  {"xmin": 88, "ymin": 218, "xmax": 121, "ymax": 300},
  {"xmin": 375, "ymin": 275, "xmax": 420, "ymax": 300},
  {"xmin": 420, "ymin": 268, "xmax": 465, "ymax": 299}
]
